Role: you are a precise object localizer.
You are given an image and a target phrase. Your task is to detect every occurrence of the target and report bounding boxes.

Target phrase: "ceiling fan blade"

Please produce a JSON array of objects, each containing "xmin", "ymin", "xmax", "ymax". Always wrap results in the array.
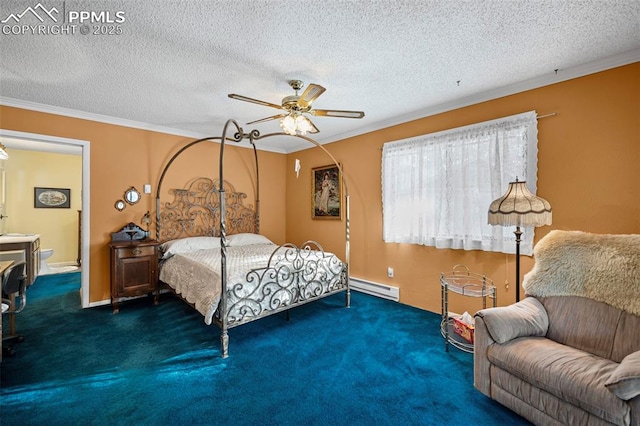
[
  {"xmin": 246, "ymin": 114, "xmax": 287, "ymax": 125},
  {"xmin": 297, "ymin": 84, "xmax": 326, "ymax": 108},
  {"xmin": 228, "ymin": 93, "xmax": 283, "ymax": 110},
  {"xmin": 310, "ymin": 109, "xmax": 365, "ymax": 119}
]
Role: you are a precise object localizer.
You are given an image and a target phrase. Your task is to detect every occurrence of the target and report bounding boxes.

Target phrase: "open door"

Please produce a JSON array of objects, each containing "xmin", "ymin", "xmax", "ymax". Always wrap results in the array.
[{"xmin": 0, "ymin": 130, "xmax": 90, "ymax": 308}]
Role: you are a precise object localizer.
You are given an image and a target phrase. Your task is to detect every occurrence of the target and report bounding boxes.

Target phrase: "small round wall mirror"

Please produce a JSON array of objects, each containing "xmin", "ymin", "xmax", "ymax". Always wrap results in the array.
[
  {"xmin": 124, "ymin": 187, "xmax": 141, "ymax": 205},
  {"xmin": 115, "ymin": 199, "xmax": 126, "ymax": 211}
]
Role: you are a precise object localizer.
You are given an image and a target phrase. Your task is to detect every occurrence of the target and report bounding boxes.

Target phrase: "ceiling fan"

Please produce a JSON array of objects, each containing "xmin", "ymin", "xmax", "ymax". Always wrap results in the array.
[{"xmin": 228, "ymin": 80, "xmax": 365, "ymax": 135}]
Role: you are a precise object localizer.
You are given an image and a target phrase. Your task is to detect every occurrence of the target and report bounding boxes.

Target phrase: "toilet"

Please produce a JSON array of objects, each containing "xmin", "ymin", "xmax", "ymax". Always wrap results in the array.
[{"xmin": 39, "ymin": 248, "xmax": 54, "ymax": 275}]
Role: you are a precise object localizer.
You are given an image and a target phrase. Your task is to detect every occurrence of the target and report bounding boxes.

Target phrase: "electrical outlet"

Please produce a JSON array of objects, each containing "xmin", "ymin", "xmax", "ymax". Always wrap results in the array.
[{"xmin": 387, "ymin": 267, "xmax": 394, "ymax": 278}]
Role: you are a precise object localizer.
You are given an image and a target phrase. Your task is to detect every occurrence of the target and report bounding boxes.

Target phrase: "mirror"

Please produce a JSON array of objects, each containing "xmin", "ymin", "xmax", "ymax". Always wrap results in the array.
[
  {"xmin": 114, "ymin": 199, "xmax": 126, "ymax": 211},
  {"xmin": 124, "ymin": 186, "xmax": 141, "ymax": 205}
]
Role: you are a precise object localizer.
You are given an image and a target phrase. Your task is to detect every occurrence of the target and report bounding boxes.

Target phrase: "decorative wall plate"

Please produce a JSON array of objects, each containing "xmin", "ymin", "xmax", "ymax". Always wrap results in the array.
[{"xmin": 34, "ymin": 187, "xmax": 71, "ymax": 208}]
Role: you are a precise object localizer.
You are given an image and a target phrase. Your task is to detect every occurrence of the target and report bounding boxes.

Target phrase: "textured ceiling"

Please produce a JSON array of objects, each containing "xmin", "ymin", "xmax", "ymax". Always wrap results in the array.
[{"xmin": 1, "ymin": 0, "xmax": 639, "ymax": 153}]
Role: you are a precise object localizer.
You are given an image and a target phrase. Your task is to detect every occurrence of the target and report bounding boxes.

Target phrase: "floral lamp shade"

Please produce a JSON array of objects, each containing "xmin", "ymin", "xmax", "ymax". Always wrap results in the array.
[{"xmin": 488, "ymin": 180, "xmax": 552, "ymax": 227}]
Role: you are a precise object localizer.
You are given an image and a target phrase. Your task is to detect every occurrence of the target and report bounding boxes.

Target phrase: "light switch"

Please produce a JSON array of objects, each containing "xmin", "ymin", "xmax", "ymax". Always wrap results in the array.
[{"xmin": 144, "ymin": 184, "xmax": 151, "ymax": 194}]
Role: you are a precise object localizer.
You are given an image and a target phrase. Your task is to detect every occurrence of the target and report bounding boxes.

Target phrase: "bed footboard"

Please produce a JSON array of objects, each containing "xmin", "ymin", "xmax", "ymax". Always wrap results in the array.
[{"xmin": 214, "ymin": 241, "xmax": 349, "ymax": 356}]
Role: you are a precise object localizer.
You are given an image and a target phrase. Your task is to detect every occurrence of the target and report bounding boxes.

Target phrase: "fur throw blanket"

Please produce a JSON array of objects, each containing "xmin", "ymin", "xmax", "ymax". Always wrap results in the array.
[{"xmin": 523, "ymin": 230, "xmax": 640, "ymax": 316}]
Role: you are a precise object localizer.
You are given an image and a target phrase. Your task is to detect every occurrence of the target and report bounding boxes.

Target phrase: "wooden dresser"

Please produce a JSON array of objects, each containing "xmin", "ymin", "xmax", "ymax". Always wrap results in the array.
[{"xmin": 109, "ymin": 223, "xmax": 159, "ymax": 313}]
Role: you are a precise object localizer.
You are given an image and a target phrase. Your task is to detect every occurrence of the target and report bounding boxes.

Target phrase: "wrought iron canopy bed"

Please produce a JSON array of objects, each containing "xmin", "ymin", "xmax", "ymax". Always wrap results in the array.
[{"xmin": 155, "ymin": 119, "xmax": 351, "ymax": 358}]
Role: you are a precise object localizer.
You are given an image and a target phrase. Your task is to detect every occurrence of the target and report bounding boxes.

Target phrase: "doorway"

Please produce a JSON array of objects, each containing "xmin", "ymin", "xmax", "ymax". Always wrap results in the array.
[{"xmin": 0, "ymin": 129, "xmax": 90, "ymax": 308}]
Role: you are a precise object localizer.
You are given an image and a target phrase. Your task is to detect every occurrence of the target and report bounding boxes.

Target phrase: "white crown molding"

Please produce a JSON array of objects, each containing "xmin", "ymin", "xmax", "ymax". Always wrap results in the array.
[
  {"xmin": 0, "ymin": 97, "xmax": 288, "ymax": 154},
  {"xmin": 295, "ymin": 48, "xmax": 640, "ymax": 153},
  {"xmin": 0, "ymin": 96, "xmax": 208, "ymax": 139}
]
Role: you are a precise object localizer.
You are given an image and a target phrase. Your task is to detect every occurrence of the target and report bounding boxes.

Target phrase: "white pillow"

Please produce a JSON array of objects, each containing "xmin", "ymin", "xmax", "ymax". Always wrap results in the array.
[
  {"xmin": 227, "ymin": 233, "xmax": 273, "ymax": 247},
  {"xmin": 160, "ymin": 236, "xmax": 221, "ymax": 258}
]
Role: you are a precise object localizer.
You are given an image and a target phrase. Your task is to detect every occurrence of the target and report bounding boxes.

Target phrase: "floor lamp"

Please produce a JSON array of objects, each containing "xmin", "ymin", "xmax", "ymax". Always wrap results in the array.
[{"xmin": 488, "ymin": 179, "xmax": 552, "ymax": 302}]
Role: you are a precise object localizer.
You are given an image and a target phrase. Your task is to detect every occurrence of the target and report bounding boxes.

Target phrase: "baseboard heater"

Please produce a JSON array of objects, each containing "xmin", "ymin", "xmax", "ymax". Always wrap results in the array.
[{"xmin": 350, "ymin": 277, "xmax": 400, "ymax": 302}]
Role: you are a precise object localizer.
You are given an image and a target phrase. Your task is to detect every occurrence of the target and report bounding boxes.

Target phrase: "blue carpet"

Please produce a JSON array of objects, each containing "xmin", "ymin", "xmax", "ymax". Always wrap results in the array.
[{"xmin": 1, "ymin": 272, "xmax": 529, "ymax": 425}]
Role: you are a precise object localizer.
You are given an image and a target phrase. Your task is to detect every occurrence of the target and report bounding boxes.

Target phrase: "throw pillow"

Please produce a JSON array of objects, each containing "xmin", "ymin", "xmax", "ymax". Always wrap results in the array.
[
  {"xmin": 475, "ymin": 297, "xmax": 549, "ymax": 344},
  {"xmin": 605, "ymin": 351, "xmax": 640, "ymax": 400}
]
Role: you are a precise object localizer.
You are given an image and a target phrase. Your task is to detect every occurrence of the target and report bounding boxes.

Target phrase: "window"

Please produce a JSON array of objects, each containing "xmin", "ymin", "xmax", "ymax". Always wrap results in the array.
[{"xmin": 382, "ymin": 111, "xmax": 539, "ymax": 255}]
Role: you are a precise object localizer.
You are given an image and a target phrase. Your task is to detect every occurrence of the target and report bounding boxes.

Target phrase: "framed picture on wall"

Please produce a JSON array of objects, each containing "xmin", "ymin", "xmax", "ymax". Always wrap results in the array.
[
  {"xmin": 34, "ymin": 187, "xmax": 71, "ymax": 208},
  {"xmin": 311, "ymin": 164, "xmax": 342, "ymax": 220}
]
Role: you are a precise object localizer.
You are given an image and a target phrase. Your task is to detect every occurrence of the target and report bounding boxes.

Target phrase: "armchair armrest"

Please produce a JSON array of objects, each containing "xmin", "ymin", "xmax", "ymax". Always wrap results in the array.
[
  {"xmin": 473, "ymin": 315, "xmax": 495, "ymax": 396},
  {"xmin": 475, "ymin": 297, "xmax": 549, "ymax": 344},
  {"xmin": 474, "ymin": 297, "xmax": 548, "ymax": 397}
]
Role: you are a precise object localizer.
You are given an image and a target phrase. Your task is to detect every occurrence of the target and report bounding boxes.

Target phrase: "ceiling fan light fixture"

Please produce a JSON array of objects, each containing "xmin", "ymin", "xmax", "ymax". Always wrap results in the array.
[
  {"xmin": 280, "ymin": 114, "xmax": 297, "ymax": 135},
  {"xmin": 295, "ymin": 115, "xmax": 314, "ymax": 135},
  {"xmin": 280, "ymin": 113, "xmax": 314, "ymax": 136}
]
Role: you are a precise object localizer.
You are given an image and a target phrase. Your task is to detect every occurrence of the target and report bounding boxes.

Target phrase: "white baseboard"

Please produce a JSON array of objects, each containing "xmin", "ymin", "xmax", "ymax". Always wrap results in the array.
[{"xmin": 51, "ymin": 261, "xmax": 79, "ymax": 267}]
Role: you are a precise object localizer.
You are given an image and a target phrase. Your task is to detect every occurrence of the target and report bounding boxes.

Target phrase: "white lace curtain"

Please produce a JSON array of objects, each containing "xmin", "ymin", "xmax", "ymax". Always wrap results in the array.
[{"xmin": 381, "ymin": 111, "xmax": 539, "ymax": 255}]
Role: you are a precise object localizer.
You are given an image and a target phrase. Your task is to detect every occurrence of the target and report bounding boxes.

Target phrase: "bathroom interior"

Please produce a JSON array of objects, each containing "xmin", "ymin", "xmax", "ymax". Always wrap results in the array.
[{"xmin": 0, "ymin": 138, "xmax": 82, "ymax": 284}]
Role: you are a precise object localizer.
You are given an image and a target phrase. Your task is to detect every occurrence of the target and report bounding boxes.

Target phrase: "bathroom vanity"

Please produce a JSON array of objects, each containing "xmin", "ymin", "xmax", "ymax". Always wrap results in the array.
[{"xmin": 0, "ymin": 234, "xmax": 40, "ymax": 286}]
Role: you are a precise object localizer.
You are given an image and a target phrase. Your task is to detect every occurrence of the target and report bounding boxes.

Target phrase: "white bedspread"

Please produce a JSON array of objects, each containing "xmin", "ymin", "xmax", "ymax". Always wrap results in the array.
[{"xmin": 159, "ymin": 244, "xmax": 345, "ymax": 325}]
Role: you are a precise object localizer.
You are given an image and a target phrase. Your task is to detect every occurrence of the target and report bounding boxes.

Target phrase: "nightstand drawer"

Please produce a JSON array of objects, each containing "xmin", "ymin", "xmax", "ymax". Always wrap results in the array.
[{"xmin": 114, "ymin": 245, "xmax": 156, "ymax": 259}]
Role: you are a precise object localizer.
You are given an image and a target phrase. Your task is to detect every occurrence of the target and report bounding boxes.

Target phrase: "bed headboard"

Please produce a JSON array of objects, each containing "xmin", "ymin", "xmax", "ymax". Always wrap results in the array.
[{"xmin": 158, "ymin": 177, "xmax": 257, "ymax": 242}]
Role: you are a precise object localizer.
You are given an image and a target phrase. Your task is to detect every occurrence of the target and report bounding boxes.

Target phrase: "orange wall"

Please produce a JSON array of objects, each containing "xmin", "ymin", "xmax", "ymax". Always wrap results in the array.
[
  {"xmin": 286, "ymin": 63, "xmax": 640, "ymax": 314},
  {"xmin": 1, "ymin": 63, "xmax": 637, "ymax": 312},
  {"xmin": 0, "ymin": 108, "xmax": 287, "ymax": 303}
]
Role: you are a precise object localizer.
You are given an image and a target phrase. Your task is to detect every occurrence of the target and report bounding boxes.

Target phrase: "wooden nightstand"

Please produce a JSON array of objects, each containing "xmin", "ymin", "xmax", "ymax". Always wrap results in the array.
[{"xmin": 109, "ymin": 229, "xmax": 159, "ymax": 313}]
